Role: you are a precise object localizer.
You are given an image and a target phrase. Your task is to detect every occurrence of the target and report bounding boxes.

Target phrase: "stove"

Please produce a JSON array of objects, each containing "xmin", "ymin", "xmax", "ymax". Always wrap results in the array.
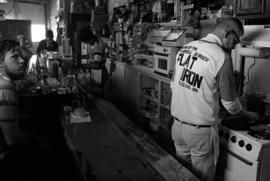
[{"xmin": 216, "ymin": 116, "xmax": 270, "ymax": 181}]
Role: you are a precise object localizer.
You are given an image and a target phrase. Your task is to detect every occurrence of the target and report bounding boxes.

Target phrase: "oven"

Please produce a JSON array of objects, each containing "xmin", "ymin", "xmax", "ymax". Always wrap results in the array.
[
  {"xmin": 153, "ymin": 44, "xmax": 179, "ymax": 75},
  {"xmin": 216, "ymin": 142, "xmax": 259, "ymax": 181},
  {"xmin": 216, "ymin": 117, "xmax": 270, "ymax": 181}
]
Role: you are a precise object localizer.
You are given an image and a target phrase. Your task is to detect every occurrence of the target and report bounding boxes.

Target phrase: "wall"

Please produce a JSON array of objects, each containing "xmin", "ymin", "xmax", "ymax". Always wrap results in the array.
[
  {"xmin": 243, "ymin": 57, "xmax": 270, "ymax": 95},
  {"xmin": 0, "ymin": 1, "xmax": 47, "ymax": 52},
  {"xmin": 49, "ymin": 0, "xmax": 58, "ymax": 39}
]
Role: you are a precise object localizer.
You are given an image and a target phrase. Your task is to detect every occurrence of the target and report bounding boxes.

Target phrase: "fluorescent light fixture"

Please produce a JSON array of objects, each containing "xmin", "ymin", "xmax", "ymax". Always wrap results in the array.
[{"xmin": 0, "ymin": 0, "xmax": 9, "ymax": 3}]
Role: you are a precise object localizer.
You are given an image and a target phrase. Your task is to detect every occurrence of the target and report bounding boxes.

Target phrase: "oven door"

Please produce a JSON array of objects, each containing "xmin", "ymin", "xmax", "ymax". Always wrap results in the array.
[
  {"xmin": 154, "ymin": 55, "xmax": 169, "ymax": 75},
  {"xmin": 215, "ymin": 146, "xmax": 259, "ymax": 181}
]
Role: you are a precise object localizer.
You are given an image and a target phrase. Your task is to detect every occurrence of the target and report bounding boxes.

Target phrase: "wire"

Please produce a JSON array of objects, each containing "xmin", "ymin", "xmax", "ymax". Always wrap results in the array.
[
  {"xmin": 243, "ymin": 58, "xmax": 256, "ymax": 95},
  {"xmin": 4, "ymin": 0, "xmax": 15, "ymax": 16}
]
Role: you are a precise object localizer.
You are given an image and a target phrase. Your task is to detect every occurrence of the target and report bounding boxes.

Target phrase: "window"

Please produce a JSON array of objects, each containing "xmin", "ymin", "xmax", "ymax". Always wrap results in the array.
[{"xmin": 31, "ymin": 24, "xmax": 45, "ymax": 42}]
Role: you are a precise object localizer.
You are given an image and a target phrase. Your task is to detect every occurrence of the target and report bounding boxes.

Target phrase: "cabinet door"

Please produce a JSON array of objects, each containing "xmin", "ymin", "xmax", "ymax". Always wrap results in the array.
[
  {"xmin": 234, "ymin": 0, "xmax": 265, "ymax": 15},
  {"xmin": 125, "ymin": 68, "xmax": 140, "ymax": 123},
  {"xmin": 111, "ymin": 62, "xmax": 126, "ymax": 110}
]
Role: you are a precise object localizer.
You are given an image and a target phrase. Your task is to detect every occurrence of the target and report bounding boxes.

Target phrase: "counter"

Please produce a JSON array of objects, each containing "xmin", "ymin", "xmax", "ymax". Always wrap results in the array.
[
  {"xmin": 105, "ymin": 61, "xmax": 175, "ymax": 156},
  {"xmin": 14, "ymin": 69, "xmax": 197, "ymax": 180},
  {"xmin": 65, "ymin": 97, "xmax": 199, "ymax": 181}
]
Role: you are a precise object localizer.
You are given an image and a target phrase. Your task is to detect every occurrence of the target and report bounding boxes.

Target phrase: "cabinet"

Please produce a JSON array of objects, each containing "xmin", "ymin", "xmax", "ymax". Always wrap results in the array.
[
  {"xmin": 139, "ymin": 73, "xmax": 173, "ymax": 134},
  {"xmin": 234, "ymin": 0, "xmax": 264, "ymax": 15},
  {"xmin": 139, "ymin": 73, "xmax": 174, "ymax": 153},
  {"xmin": 111, "ymin": 62, "xmax": 126, "ymax": 110},
  {"xmin": 106, "ymin": 63, "xmax": 175, "ymax": 154},
  {"xmin": 125, "ymin": 67, "xmax": 140, "ymax": 124},
  {"xmin": 234, "ymin": 0, "xmax": 270, "ymax": 20}
]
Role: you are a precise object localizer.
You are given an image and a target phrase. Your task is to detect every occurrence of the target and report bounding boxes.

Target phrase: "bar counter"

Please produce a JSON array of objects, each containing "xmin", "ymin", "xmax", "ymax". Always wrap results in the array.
[
  {"xmin": 16, "ymin": 91, "xmax": 198, "ymax": 181},
  {"xmin": 65, "ymin": 97, "xmax": 199, "ymax": 181}
]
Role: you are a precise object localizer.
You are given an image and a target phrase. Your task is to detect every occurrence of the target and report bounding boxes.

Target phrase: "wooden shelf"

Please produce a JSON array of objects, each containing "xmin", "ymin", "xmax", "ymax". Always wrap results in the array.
[
  {"xmin": 141, "ymin": 94, "xmax": 158, "ymax": 104},
  {"xmin": 160, "ymin": 104, "xmax": 170, "ymax": 110}
]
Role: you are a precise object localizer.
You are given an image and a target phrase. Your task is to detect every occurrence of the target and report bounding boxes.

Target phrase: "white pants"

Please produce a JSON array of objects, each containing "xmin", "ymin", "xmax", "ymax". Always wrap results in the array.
[{"xmin": 171, "ymin": 120, "xmax": 216, "ymax": 181}]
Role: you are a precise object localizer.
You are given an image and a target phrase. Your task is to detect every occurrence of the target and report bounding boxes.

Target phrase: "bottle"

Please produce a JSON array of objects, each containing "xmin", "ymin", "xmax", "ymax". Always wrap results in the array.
[{"xmin": 58, "ymin": 67, "xmax": 64, "ymax": 86}]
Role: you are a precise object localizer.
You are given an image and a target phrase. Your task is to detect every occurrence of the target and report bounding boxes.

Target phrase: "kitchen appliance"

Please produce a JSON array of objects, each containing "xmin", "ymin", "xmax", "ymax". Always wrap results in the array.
[
  {"xmin": 153, "ymin": 27, "xmax": 193, "ymax": 75},
  {"xmin": 153, "ymin": 44, "xmax": 179, "ymax": 75},
  {"xmin": 241, "ymin": 25, "xmax": 270, "ymax": 48},
  {"xmin": 216, "ymin": 116, "xmax": 270, "ymax": 181},
  {"xmin": 161, "ymin": 28, "xmax": 193, "ymax": 47},
  {"xmin": 215, "ymin": 25, "xmax": 270, "ymax": 181}
]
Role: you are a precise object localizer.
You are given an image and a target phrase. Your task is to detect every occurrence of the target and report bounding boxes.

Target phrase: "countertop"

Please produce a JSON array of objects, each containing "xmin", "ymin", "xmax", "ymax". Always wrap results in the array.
[{"xmin": 65, "ymin": 98, "xmax": 199, "ymax": 181}]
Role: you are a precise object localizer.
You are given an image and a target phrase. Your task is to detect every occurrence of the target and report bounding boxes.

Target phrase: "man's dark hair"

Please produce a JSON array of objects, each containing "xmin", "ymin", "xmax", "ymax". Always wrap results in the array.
[
  {"xmin": 79, "ymin": 27, "xmax": 98, "ymax": 45},
  {"xmin": 0, "ymin": 39, "xmax": 19, "ymax": 62},
  {"xmin": 215, "ymin": 18, "xmax": 244, "ymax": 34},
  {"xmin": 46, "ymin": 29, "xmax": 54, "ymax": 39}
]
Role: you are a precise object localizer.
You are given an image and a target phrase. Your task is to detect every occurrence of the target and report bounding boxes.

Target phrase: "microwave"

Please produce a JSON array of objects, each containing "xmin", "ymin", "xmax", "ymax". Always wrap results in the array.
[{"xmin": 154, "ymin": 45, "xmax": 179, "ymax": 75}]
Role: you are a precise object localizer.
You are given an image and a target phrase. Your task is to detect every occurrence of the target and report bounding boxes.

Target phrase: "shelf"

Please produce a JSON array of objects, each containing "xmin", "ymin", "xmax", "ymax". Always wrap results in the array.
[
  {"xmin": 142, "ymin": 110, "xmax": 158, "ymax": 120},
  {"xmin": 160, "ymin": 104, "xmax": 170, "ymax": 110},
  {"xmin": 160, "ymin": 107, "xmax": 174, "ymax": 130},
  {"xmin": 139, "ymin": 70, "xmax": 174, "ymax": 142},
  {"xmin": 141, "ymin": 94, "xmax": 158, "ymax": 104}
]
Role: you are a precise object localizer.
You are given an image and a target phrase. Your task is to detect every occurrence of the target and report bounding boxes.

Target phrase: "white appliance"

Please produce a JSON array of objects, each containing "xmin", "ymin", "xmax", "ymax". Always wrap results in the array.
[
  {"xmin": 216, "ymin": 25, "xmax": 270, "ymax": 181},
  {"xmin": 241, "ymin": 25, "xmax": 270, "ymax": 48},
  {"xmin": 216, "ymin": 118, "xmax": 270, "ymax": 181},
  {"xmin": 153, "ymin": 44, "xmax": 179, "ymax": 75},
  {"xmin": 161, "ymin": 28, "xmax": 193, "ymax": 47}
]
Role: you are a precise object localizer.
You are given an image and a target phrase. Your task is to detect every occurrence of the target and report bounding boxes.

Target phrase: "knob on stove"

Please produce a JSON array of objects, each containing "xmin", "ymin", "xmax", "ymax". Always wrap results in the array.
[
  {"xmin": 230, "ymin": 136, "xmax": 237, "ymax": 143},
  {"xmin": 245, "ymin": 144, "xmax": 252, "ymax": 151},
  {"xmin": 239, "ymin": 140, "xmax": 245, "ymax": 147}
]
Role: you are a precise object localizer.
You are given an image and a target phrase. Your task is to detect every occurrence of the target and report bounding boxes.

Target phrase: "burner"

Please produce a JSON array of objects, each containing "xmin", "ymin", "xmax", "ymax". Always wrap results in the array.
[
  {"xmin": 221, "ymin": 117, "xmax": 252, "ymax": 130},
  {"xmin": 248, "ymin": 124, "xmax": 270, "ymax": 140},
  {"xmin": 221, "ymin": 116, "xmax": 270, "ymax": 131},
  {"xmin": 248, "ymin": 130, "xmax": 270, "ymax": 140}
]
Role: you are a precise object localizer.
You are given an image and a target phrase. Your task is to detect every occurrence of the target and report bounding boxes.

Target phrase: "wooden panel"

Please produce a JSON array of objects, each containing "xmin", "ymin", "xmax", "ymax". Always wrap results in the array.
[
  {"xmin": 111, "ymin": 62, "xmax": 126, "ymax": 110},
  {"xmin": 125, "ymin": 67, "xmax": 140, "ymax": 123},
  {"xmin": 234, "ymin": 0, "xmax": 270, "ymax": 19},
  {"xmin": 235, "ymin": 0, "xmax": 264, "ymax": 15}
]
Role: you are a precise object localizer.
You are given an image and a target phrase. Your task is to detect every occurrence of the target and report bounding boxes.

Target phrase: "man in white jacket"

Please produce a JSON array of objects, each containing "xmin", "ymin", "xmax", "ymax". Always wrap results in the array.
[{"xmin": 170, "ymin": 18, "xmax": 259, "ymax": 181}]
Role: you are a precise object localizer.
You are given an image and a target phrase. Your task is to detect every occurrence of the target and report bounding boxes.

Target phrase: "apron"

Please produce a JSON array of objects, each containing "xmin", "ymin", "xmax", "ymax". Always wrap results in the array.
[{"xmin": 211, "ymin": 120, "xmax": 220, "ymax": 165}]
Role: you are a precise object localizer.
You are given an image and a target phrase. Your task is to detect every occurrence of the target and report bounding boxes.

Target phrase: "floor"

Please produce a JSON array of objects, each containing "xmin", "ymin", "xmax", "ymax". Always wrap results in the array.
[{"xmin": 66, "ymin": 104, "xmax": 164, "ymax": 181}]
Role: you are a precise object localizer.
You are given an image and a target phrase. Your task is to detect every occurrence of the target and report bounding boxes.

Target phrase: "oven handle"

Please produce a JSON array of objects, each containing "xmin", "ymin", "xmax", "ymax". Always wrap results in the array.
[
  {"xmin": 154, "ymin": 52, "xmax": 169, "ymax": 57},
  {"xmin": 224, "ymin": 148, "xmax": 253, "ymax": 166}
]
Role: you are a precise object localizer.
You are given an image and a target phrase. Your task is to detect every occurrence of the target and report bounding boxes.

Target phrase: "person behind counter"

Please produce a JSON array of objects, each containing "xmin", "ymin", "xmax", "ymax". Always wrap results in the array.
[
  {"xmin": 79, "ymin": 27, "xmax": 106, "ymax": 70},
  {"xmin": 36, "ymin": 29, "xmax": 58, "ymax": 56},
  {"xmin": 16, "ymin": 35, "xmax": 38, "ymax": 91},
  {"xmin": 170, "ymin": 18, "xmax": 259, "ymax": 181},
  {"xmin": 17, "ymin": 34, "xmax": 33, "ymax": 62}
]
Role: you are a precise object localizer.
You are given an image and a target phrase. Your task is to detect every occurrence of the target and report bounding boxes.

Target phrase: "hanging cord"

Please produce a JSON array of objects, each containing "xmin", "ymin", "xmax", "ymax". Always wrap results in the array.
[
  {"xmin": 243, "ymin": 58, "xmax": 257, "ymax": 95},
  {"xmin": 4, "ymin": 0, "xmax": 15, "ymax": 16}
]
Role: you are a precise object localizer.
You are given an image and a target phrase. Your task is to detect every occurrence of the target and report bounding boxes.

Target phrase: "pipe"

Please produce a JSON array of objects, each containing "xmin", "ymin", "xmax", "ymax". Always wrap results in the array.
[
  {"xmin": 238, "ymin": 47, "xmax": 265, "ymax": 57},
  {"xmin": 234, "ymin": 46, "xmax": 270, "ymax": 71}
]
